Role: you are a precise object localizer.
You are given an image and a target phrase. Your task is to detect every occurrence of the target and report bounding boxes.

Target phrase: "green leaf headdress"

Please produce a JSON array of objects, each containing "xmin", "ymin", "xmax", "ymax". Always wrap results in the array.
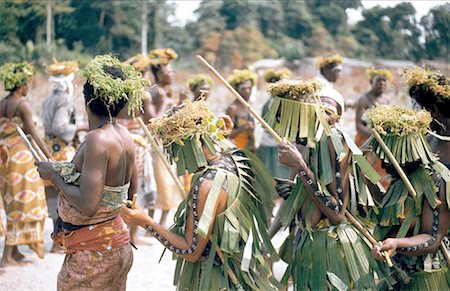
[
  {"xmin": 315, "ymin": 54, "xmax": 344, "ymax": 70},
  {"xmin": 81, "ymin": 54, "xmax": 149, "ymax": 116},
  {"xmin": 366, "ymin": 67, "xmax": 392, "ymax": 81},
  {"xmin": 148, "ymin": 101, "xmax": 233, "ymax": 175},
  {"xmin": 404, "ymin": 66, "xmax": 449, "ymax": 103},
  {"xmin": 366, "ymin": 105, "xmax": 437, "ymax": 165},
  {"xmin": 263, "ymin": 79, "xmax": 331, "ymax": 147},
  {"xmin": 186, "ymin": 74, "xmax": 213, "ymax": 93},
  {"xmin": 227, "ymin": 69, "xmax": 257, "ymax": 89},
  {"xmin": 0, "ymin": 62, "xmax": 35, "ymax": 91},
  {"xmin": 263, "ymin": 68, "xmax": 291, "ymax": 84}
]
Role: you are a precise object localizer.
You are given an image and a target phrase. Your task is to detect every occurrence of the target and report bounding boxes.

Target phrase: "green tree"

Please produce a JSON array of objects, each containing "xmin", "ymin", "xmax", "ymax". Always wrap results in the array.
[{"xmin": 421, "ymin": 4, "xmax": 450, "ymax": 61}]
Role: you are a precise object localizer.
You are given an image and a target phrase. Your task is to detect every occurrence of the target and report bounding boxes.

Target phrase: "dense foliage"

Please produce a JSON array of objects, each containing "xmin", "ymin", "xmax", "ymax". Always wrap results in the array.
[{"xmin": 0, "ymin": 0, "xmax": 448, "ymax": 68}]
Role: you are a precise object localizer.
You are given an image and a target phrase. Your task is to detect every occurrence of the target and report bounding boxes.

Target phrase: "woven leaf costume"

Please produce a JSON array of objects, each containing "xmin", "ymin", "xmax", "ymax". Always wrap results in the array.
[
  {"xmin": 148, "ymin": 101, "xmax": 280, "ymax": 290},
  {"xmin": 366, "ymin": 106, "xmax": 450, "ymax": 289},
  {"xmin": 265, "ymin": 80, "xmax": 392, "ymax": 290}
]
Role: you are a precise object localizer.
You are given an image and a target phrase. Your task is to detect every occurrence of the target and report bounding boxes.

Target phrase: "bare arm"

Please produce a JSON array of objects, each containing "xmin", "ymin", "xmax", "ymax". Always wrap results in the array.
[
  {"xmin": 355, "ymin": 96, "xmax": 372, "ymax": 137},
  {"xmin": 50, "ymin": 133, "xmax": 107, "ymax": 215},
  {"xmin": 19, "ymin": 100, "xmax": 53, "ymax": 159},
  {"xmin": 373, "ymin": 180, "xmax": 450, "ymax": 259},
  {"xmin": 121, "ymin": 179, "xmax": 227, "ymax": 262},
  {"xmin": 278, "ymin": 141, "xmax": 347, "ymax": 224},
  {"xmin": 128, "ymin": 162, "xmax": 138, "ymax": 200}
]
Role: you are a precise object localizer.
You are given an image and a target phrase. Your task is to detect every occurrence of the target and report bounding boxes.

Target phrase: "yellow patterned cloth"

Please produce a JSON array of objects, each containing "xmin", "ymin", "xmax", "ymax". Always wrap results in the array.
[
  {"xmin": 0, "ymin": 117, "xmax": 47, "ymax": 255},
  {"xmin": 45, "ymin": 135, "xmax": 76, "ymax": 162}
]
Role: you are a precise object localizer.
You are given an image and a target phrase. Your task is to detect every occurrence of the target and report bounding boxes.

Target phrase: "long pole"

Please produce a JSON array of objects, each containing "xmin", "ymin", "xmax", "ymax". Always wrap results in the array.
[
  {"xmin": 440, "ymin": 241, "xmax": 450, "ymax": 266},
  {"xmin": 371, "ymin": 130, "xmax": 416, "ymax": 198},
  {"xmin": 136, "ymin": 117, "xmax": 187, "ymax": 199},
  {"xmin": 197, "ymin": 55, "xmax": 393, "ymax": 267},
  {"xmin": 372, "ymin": 129, "xmax": 450, "ymax": 263},
  {"xmin": 196, "ymin": 55, "xmax": 282, "ymax": 143}
]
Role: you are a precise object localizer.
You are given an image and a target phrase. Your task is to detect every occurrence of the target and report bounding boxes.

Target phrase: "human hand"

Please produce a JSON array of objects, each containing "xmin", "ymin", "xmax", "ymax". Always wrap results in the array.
[
  {"xmin": 371, "ymin": 238, "xmax": 397, "ymax": 261},
  {"xmin": 35, "ymin": 161, "xmax": 56, "ymax": 180},
  {"xmin": 120, "ymin": 203, "xmax": 150, "ymax": 228},
  {"xmin": 278, "ymin": 140, "xmax": 305, "ymax": 171},
  {"xmin": 274, "ymin": 177, "xmax": 295, "ymax": 200},
  {"xmin": 218, "ymin": 114, "xmax": 234, "ymax": 136}
]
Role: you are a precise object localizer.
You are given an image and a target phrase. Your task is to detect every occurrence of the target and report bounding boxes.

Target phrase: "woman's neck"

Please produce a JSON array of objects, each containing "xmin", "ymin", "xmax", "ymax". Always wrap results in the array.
[{"xmin": 88, "ymin": 114, "xmax": 114, "ymax": 130}]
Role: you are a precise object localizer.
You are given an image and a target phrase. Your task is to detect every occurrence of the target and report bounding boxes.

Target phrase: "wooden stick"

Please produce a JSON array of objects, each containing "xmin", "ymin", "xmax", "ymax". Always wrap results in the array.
[
  {"xmin": 136, "ymin": 117, "xmax": 187, "ymax": 199},
  {"xmin": 440, "ymin": 241, "xmax": 450, "ymax": 266},
  {"xmin": 17, "ymin": 126, "xmax": 42, "ymax": 162},
  {"xmin": 28, "ymin": 135, "xmax": 48, "ymax": 161},
  {"xmin": 215, "ymin": 246, "xmax": 244, "ymax": 290},
  {"xmin": 197, "ymin": 55, "xmax": 393, "ymax": 266},
  {"xmin": 371, "ymin": 130, "xmax": 416, "ymax": 198},
  {"xmin": 196, "ymin": 55, "xmax": 282, "ymax": 143},
  {"xmin": 345, "ymin": 211, "xmax": 393, "ymax": 267}
]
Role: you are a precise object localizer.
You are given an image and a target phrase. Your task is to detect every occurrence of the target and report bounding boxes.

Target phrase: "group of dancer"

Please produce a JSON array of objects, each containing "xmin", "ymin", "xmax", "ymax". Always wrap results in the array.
[{"xmin": 0, "ymin": 51, "xmax": 448, "ymax": 291}]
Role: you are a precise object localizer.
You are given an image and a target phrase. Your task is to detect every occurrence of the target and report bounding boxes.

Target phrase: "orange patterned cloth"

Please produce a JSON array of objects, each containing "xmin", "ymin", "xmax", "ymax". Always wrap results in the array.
[
  {"xmin": 232, "ymin": 117, "xmax": 255, "ymax": 152},
  {"xmin": 52, "ymin": 215, "xmax": 130, "ymax": 254},
  {"xmin": 54, "ymin": 161, "xmax": 132, "ymax": 290},
  {"xmin": 0, "ymin": 117, "xmax": 47, "ymax": 256},
  {"xmin": 57, "ymin": 243, "xmax": 132, "ymax": 291}
]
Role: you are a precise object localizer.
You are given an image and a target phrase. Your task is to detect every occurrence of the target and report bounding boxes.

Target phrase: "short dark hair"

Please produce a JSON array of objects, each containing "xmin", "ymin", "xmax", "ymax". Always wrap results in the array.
[
  {"xmin": 83, "ymin": 65, "xmax": 128, "ymax": 118},
  {"xmin": 150, "ymin": 65, "xmax": 161, "ymax": 83}
]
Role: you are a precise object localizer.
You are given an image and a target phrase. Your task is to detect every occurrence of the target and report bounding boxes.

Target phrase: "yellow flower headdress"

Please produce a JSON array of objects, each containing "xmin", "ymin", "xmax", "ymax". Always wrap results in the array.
[
  {"xmin": 366, "ymin": 105, "xmax": 437, "ymax": 165},
  {"xmin": 366, "ymin": 67, "xmax": 392, "ymax": 81},
  {"xmin": 148, "ymin": 48, "xmax": 178, "ymax": 66},
  {"xmin": 0, "ymin": 62, "xmax": 35, "ymax": 91},
  {"xmin": 263, "ymin": 68, "xmax": 291, "ymax": 84},
  {"xmin": 124, "ymin": 54, "xmax": 151, "ymax": 73},
  {"xmin": 187, "ymin": 74, "xmax": 213, "ymax": 92},
  {"xmin": 404, "ymin": 66, "xmax": 449, "ymax": 103},
  {"xmin": 81, "ymin": 54, "xmax": 149, "ymax": 115},
  {"xmin": 47, "ymin": 61, "xmax": 78, "ymax": 76},
  {"xmin": 227, "ymin": 69, "xmax": 257, "ymax": 89},
  {"xmin": 264, "ymin": 79, "xmax": 330, "ymax": 147},
  {"xmin": 315, "ymin": 54, "xmax": 344, "ymax": 70},
  {"xmin": 148, "ymin": 101, "xmax": 233, "ymax": 175}
]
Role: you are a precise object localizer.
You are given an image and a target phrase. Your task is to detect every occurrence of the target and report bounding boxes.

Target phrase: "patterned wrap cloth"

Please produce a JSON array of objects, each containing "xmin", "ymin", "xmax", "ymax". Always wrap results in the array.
[
  {"xmin": 52, "ymin": 162, "xmax": 133, "ymax": 291},
  {"xmin": 0, "ymin": 117, "xmax": 48, "ymax": 257}
]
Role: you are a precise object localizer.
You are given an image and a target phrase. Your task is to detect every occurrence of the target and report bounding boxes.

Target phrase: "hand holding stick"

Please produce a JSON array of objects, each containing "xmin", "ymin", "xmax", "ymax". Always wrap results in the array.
[
  {"xmin": 197, "ymin": 55, "xmax": 393, "ymax": 267},
  {"xmin": 17, "ymin": 126, "xmax": 43, "ymax": 162},
  {"xmin": 136, "ymin": 117, "xmax": 188, "ymax": 199}
]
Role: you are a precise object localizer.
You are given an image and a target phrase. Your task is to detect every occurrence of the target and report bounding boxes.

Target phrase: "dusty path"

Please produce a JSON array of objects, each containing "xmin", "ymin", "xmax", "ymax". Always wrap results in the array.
[{"xmin": 0, "ymin": 212, "xmax": 288, "ymax": 291}]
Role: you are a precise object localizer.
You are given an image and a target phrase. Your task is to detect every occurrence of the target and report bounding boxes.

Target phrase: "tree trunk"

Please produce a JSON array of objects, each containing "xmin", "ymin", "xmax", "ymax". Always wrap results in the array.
[
  {"xmin": 141, "ymin": 0, "xmax": 148, "ymax": 54},
  {"xmin": 153, "ymin": 2, "xmax": 161, "ymax": 48},
  {"xmin": 46, "ymin": 1, "xmax": 52, "ymax": 49}
]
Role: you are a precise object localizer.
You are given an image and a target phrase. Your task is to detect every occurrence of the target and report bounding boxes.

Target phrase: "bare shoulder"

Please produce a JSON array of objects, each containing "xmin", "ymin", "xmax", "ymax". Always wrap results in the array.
[
  {"xmin": 356, "ymin": 94, "xmax": 370, "ymax": 109},
  {"xmin": 226, "ymin": 103, "xmax": 238, "ymax": 115}
]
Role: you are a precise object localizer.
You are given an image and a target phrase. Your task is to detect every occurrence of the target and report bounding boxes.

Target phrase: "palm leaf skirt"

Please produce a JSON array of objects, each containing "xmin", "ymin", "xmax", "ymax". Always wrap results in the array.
[{"xmin": 280, "ymin": 223, "xmax": 393, "ymax": 291}]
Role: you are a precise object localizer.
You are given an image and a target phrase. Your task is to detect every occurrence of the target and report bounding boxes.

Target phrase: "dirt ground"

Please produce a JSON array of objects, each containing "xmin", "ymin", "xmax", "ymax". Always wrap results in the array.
[{"xmin": 0, "ymin": 209, "xmax": 289, "ymax": 291}]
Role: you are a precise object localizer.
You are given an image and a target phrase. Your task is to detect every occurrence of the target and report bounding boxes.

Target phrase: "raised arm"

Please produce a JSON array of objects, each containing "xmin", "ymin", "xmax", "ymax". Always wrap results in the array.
[
  {"xmin": 278, "ymin": 140, "xmax": 347, "ymax": 224},
  {"xmin": 120, "ymin": 179, "xmax": 227, "ymax": 262},
  {"xmin": 19, "ymin": 100, "xmax": 53, "ymax": 159}
]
